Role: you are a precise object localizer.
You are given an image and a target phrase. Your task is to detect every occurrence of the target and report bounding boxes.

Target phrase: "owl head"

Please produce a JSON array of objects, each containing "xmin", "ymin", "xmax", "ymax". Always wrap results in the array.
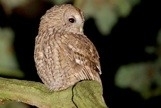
[{"xmin": 40, "ymin": 4, "xmax": 85, "ymax": 34}]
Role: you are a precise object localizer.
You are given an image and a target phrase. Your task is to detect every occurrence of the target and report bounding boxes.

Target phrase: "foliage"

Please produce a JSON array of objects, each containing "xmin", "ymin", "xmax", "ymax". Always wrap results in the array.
[
  {"xmin": 0, "ymin": 27, "xmax": 23, "ymax": 78},
  {"xmin": 49, "ymin": 0, "xmax": 140, "ymax": 34},
  {"xmin": 0, "ymin": 0, "xmax": 142, "ymax": 107},
  {"xmin": 115, "ymin": 29, "xmax": 161, "ymax": 99},
  {"xmin": 0, "ymin": 0, "xmax": 140, "ymax": 35},
  {"xmin": 74, "ymin": 0, "xmax": 140, "ymax": 35}
]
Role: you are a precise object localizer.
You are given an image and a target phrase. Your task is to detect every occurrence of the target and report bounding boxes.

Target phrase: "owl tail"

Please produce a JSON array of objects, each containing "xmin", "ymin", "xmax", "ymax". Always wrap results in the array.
[{"xmin": 81, "ymin": 66, "xmax": 102, "ymax": 87}]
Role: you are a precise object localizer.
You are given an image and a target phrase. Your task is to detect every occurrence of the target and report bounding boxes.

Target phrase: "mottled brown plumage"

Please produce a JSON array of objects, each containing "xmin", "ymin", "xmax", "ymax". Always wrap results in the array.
[{"xmin": 34, "ymin": 4, "xmax": 102, "ymax": 91}]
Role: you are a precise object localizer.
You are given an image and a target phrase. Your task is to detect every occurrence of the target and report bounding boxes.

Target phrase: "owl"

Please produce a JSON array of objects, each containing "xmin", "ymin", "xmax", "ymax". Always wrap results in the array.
[{"xmin": 34, "ymin": 4, "xmax": 102, "ymax": 91}]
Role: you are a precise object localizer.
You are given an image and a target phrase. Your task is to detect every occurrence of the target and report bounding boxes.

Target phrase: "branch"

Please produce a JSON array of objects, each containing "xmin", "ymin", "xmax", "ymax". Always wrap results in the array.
[{"xmin": 0, "ymin": 77, "xmax": 108, "ymax": 108}]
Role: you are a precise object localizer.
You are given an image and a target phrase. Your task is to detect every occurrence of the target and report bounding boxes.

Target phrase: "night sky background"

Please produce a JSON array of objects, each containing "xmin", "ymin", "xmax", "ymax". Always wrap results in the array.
[{"xmin": 0, "ymin": 0, "xmax": 161, "ymax": 107}]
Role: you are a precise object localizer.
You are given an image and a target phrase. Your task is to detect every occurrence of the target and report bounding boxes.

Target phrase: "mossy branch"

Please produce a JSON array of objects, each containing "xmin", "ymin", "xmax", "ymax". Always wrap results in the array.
[{"xmin": 0, "ymin": 77, "xmax": 107, "ymax": 108}]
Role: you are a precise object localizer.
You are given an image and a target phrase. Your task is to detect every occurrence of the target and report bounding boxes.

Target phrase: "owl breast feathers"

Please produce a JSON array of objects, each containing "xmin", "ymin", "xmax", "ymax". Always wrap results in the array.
[{"xmin": 34, "ymin": 4, "xmax": 102, "ymax": 91}]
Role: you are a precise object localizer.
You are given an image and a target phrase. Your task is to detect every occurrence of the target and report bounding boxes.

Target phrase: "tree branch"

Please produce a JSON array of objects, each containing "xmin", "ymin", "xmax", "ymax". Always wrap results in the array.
[{"xmin": 0, "ymin": 77, "xmax": 107, "ymax": 108}]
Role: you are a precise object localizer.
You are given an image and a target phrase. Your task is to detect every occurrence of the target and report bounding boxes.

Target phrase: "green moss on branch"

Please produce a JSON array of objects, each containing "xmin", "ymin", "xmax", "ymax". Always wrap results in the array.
[{"xmin": 0, "ymin": 77, "xmax": 107, "ymax": 108}]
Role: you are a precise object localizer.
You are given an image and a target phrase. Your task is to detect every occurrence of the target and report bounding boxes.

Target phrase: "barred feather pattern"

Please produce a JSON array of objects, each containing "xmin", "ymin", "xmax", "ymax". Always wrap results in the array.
[{"xmin": 34, "ymin": 4, "xmax": 102, "ymax": 91}]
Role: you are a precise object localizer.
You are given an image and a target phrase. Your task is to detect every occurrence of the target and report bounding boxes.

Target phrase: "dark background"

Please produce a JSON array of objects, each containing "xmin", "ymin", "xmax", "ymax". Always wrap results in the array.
[{"xmin": 0, "ymin": 0, "xmax": 161, "ymax": 107}]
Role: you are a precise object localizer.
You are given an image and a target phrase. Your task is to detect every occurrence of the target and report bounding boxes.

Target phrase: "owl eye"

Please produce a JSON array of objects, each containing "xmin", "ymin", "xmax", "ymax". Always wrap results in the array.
[{"xmin": 68, "ymin": 18, "xmax": 75, "ymax": 23}]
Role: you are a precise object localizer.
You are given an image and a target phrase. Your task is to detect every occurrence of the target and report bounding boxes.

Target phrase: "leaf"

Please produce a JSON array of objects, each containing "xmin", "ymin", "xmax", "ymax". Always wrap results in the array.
[
  {"xmin": 115, "ymin": 62, "xmax": 161, "ymax": 99},
  {"xmin": 0, "ymin": 27, "xmax": 24, "ymax": 78},
  {"xmin": 74, "ymin": 0, "xmax": 140, "ymax": 35}
]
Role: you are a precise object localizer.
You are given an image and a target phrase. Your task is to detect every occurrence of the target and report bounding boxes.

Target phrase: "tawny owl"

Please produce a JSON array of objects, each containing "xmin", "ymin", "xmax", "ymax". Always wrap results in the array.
[{"xmin": 34, "ymin": 4, "xmax": 102, "ymax": 91}]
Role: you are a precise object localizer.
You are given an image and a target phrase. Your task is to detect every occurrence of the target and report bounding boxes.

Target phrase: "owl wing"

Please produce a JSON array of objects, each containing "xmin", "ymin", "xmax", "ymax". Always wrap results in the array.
[
  {"xmin": 34, "ymin": 31, "xmax": 102, "ymax": 90},
  {"xmin": 61, "ymin": 33, "xmax": 102, "ymax": 83}
]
